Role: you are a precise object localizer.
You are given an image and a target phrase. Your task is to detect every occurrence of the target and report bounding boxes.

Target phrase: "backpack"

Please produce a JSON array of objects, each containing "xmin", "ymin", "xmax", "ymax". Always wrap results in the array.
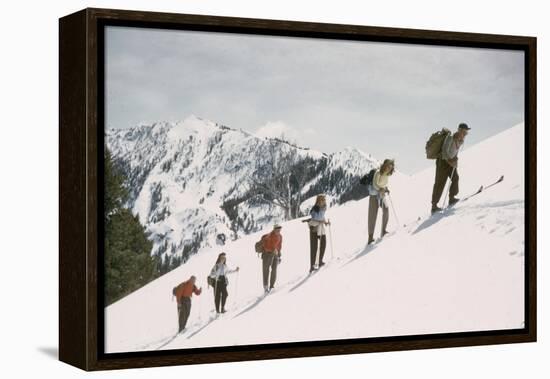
[
  {"xmin": 425, "ymin": 128, "xmax": 451, "ymax": 159},
  {"xmin": 207, "ymin": 276, "xmax": 216, "ymax": 288},
  {"xmin": 359, "ymin": 168, "xmax": 376, "ymax": 186},
  {"xmin": 172, "ymin": 283, "xmax": 182, "ymax": 296},
  {"xmin": 254, "ymin": 234, "xmax": 269, "ymax": 254}
]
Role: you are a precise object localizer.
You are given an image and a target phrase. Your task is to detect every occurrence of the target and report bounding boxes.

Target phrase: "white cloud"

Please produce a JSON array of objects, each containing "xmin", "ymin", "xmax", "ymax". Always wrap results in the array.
[{"xmin": 255, "ymin": 121, "xmax": 315, "ymax": 146}]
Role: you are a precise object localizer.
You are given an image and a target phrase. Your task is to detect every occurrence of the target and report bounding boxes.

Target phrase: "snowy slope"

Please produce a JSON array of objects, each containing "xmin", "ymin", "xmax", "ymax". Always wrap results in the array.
[{"xmin": 105, "ymin": 123, "xmax": 525, "ymax": 353}]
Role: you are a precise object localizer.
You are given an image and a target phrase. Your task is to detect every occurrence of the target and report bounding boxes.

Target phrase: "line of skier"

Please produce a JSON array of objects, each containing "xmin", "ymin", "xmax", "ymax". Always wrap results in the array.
[{"xmin": 171, "ymin": 122, "xmax": 470, "ymax": 333}]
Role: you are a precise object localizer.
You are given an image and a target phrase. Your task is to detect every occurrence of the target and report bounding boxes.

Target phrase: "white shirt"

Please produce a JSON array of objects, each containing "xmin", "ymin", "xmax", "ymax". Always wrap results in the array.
[{"xmin": 209, "ymin": 263, "xmax": 237, "ymax": 279}]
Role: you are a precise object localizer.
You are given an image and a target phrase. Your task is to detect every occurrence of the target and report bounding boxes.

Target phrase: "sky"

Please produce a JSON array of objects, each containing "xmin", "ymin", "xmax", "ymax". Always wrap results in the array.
[{"xmin": 105, "ymin": 26, "xmax": 524, "ymax": 174}]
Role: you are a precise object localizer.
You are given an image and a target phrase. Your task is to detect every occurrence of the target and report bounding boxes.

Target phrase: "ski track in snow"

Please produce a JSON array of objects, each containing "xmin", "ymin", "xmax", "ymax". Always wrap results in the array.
[
  {"xmin": 105, "ymin": 123, "xmax": 525, "ymax": 353},
  {"xmin": 158, "ymin": 265, "xmax": 337, "ymax": 350}
]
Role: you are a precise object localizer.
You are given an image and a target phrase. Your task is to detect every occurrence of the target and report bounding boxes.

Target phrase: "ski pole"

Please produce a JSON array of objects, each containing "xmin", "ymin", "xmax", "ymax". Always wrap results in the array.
[
  {"xmin": 388, "ymin": 193, "xmax": 400, "ymax": 227},
  {"xmin": 213, "ymin": 277, "xmax": 218, "ymax": 314},
  {"xmin": 328, "ymin": 222, "xmax": 334, "ymax": 260},
  {"xmin": 201, "ymin": 288, "xmax": 202, "ymax": 324},
  {"xmin": 234, "ymin": 269, "xmax": 240, "ymax": 308}
]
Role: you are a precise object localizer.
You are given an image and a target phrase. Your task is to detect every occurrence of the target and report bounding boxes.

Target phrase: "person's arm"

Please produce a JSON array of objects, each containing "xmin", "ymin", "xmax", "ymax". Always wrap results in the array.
[
  {"xmin": 312, "ymin": 210, "xmax": 324, "ymax": 222},
  {"xmin": 444, "ymin": 135, "xmax": 459, "ymax": 167},
  {"xmin": 372, "ymin": 171, "xmax": 380, "ymax": 191},
  {"xmin": 310, "ymin": 208, "xmax": 318, "ymax": 220},
  {"xmin": 209, "ymin": 265, "xmax": 217, "ymax": 278},
  {"xmin": 310, "ymin": 206, "xmax": 322, "ymax": 221},
  {"xmin": 442, "ymin": 134, "xmax": 454, "ymax": 161},
  {"xmin": 193, "ymin": 285, "xmax": 202, "ymax": 295},
  {"xmin": 373, "ymin": 171, "xmax": 387, "ymax": 192}
]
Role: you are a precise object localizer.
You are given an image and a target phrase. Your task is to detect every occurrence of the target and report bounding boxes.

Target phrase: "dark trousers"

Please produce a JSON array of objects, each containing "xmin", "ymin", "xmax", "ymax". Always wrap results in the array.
[
  {"xmin": 213, "ymin": 276, "xmax": 228, "ymax": 312},
  {"xmin": 309, "ymin": 229, "xmax": 326, "ymax": 268},
  {"xmin": 368, "ymin": 195, "xmax": 389, "ymax": 236},
  {"xmin": 177, "ymin": 297, "xmax": 192, "ymax": 332},
  {"xmin": 431, "ymin": 158, "xmax": 459, "ymax": 206},
  {"xmin": 262, "ymin": 253, "xmax": 279, "ymax": 289}
]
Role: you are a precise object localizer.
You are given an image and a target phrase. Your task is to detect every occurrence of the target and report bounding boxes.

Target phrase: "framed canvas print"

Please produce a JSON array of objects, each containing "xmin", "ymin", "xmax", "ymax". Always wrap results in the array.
[{"xmin": 59, "ymin": 8, "xmax": 537, "ymax": 371}]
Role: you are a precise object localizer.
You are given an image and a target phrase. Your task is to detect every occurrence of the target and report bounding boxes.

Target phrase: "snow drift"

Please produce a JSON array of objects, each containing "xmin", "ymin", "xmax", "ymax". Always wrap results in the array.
[{"xmin": 105, "ymin": 123, "xmax": 525, "ymax": 353}]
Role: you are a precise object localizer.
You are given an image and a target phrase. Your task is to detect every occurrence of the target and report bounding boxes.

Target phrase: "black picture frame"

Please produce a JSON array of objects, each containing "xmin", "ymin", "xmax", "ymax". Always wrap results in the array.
[{"xmin": 59, "ymin": 7, "xmax": 537, "ymax": 371}]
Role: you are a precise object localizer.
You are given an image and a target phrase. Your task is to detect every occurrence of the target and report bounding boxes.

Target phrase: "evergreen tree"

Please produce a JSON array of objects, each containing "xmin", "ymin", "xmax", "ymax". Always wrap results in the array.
[{"xmin": 104, "ymin": 148, "xmax": 159, "ymax": 306}]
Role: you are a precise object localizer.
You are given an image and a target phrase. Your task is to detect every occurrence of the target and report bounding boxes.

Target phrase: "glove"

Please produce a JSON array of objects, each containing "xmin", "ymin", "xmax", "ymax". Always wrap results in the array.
[{"xmin": 278, "ymin": 257, "xmax": 282, "ymax": 264}]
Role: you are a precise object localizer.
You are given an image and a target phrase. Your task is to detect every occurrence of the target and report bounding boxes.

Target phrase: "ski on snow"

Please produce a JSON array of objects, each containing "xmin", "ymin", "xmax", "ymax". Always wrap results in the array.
[
  {"xmin": 400, "ymin": 175, "xmax": 507, "ymax": 228},
  {"xmin": 437, "ymin": 175, "xmax": 504, "ymax": 214},
  {"xmin": 459, "ymin": 175, "xmax": 504, "ymax": 202}
]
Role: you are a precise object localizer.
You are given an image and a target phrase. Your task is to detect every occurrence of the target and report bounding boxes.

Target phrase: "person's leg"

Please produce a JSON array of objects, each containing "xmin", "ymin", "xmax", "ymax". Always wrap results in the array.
[
  {"xmin": 309, "ymin": 228, "xmax": 318, "ymax": 270},
  {"xmin": 449, "ymin": 168, "xmax": 460, "ymax": 201},
  {"xmin": 269, "ymin": 255, "xmax": 279, "ymax": 289},
  {"xmin": 262, "ymin": 254, "xmax": 270, "ymax": 290},
  {"xmin": 181, "ymin": 298, "xmax": 191, "ymax": 329},
  {"xmin": 212, "ymin": 286, "xmax": 216, "ymax": 311},
  {"xmin": 319, "ymin": 235, "xmax": 326, "ymax": 265},
  {"xmin": 177, "ymin": 300, "xmax": 185, "ymax": 332},
  {"xmin": 381, "ymin": 201, "xmax": 389, "ymax": 236},
  {"xmin": 220, "ymin": 280, "xmax": 228, "ymax": 312},
  {"xmin": 214, "ymin": 282, "xmax": 222, "ymax": 313},
  {"xmin": 368, "ymin": 196, "xmax": 379, "ymax": 241},
  {"xmin": 431, "ymin": 159, "xmax": 449, "ymax": 207}
]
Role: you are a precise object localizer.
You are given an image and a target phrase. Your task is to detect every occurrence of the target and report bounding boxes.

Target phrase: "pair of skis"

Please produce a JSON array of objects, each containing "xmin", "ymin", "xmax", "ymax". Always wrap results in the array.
[
  {"xmin": 432, "ymin": 175, "xmax": 504, "ymax": 216},
  {"xmin": 443, "ymin": 175, "xmax": 504, "ymax": 210},
  {"xmin": 458, "ymin": 175, "xmax": 504, "ymax": 203}
]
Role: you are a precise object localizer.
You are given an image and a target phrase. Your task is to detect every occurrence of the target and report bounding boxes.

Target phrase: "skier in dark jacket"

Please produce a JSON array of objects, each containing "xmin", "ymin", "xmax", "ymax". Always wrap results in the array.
[
  {"xmin": 308, "ymin": 194, "xmax": 330, "ymax": 272},
  {"xmin": 173, "ymin": 276, "xmax": 202, "ymax": 332},
  {"xmin": 431, "ymin": 123, "xmax": 470, "ymax": 213},
  {"xmin": 208, "ymin": 252, "xmax": 239, "ymax": 314}
]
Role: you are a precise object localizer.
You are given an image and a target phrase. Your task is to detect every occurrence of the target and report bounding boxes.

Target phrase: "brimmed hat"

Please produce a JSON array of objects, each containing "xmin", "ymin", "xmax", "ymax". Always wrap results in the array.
[
  {"xmin": 458, "ymin": 123, "xmax": 471, "ymax": 130},
  {"xmin": 273, "ymin": 224, "xmax": 282, "ymax": 230}
]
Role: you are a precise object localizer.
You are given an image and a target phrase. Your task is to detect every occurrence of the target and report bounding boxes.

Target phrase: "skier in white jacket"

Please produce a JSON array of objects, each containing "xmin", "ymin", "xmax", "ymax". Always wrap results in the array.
[{"xmin": 208, "ymin": 252, "xmax": 239, "ymax": 313}]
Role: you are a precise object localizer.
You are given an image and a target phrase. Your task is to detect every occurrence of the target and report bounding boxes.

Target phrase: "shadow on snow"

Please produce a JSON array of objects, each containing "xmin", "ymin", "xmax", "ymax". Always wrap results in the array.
[
  {"xmin": 412, "ymin": 208, "xmax": 456, "ymax": 235},
  {"xmin": 232, "ymin": 294, "xmax": 268, "ymax": 319},
  {"xmin": 342, "ymin": 243, "xmax": 378, "ymax": 267}
]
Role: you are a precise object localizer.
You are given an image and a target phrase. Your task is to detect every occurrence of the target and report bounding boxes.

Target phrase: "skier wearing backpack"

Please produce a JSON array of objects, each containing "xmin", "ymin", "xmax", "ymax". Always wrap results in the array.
[
  {"xmin": 261, "ymin": 224, "xmax": 283, "ymax": 293},
  {"xmin": 367, "ymin": 159, "xmax": 395, "ymax": 245},
  {"xmin": 430, "ymin": 123, "xmax": 470, "ymax": 213},
  {"xmin": 308, "ymin": 194, "xmax": 330, "ymax": 272},
  {"xmin": 208, "ymin": 252, "xmax": 239, "ymax": 314},
  {"xmin": 172, "ymin": 275, "xmax": 202, "ymax": 332}
]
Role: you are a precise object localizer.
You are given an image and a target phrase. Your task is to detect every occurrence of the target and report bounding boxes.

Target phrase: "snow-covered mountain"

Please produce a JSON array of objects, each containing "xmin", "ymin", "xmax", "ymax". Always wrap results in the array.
[
  {"xmin": 107, "ymin": 115, "xmax": 380, "ymax": 269},
  {"xmin": 105, "ymin": 123, "xmax": 525, "ymax": 353}
]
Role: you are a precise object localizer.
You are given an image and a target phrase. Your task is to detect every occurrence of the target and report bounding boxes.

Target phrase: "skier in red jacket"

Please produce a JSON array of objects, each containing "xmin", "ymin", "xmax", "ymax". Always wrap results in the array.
[
  {"xmin": 173, "ymin": 276, "xmax": 202, "ymax": 332},
  {"xmin": 261, "ymin": 224, "xmax": 283, "ymax": 293}
]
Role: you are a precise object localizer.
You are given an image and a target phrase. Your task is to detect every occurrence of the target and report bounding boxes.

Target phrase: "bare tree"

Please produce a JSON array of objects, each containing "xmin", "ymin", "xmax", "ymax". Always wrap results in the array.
[{"xmin": 248, "ymin": 139, "xmax": 314, "ymax": 220}]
